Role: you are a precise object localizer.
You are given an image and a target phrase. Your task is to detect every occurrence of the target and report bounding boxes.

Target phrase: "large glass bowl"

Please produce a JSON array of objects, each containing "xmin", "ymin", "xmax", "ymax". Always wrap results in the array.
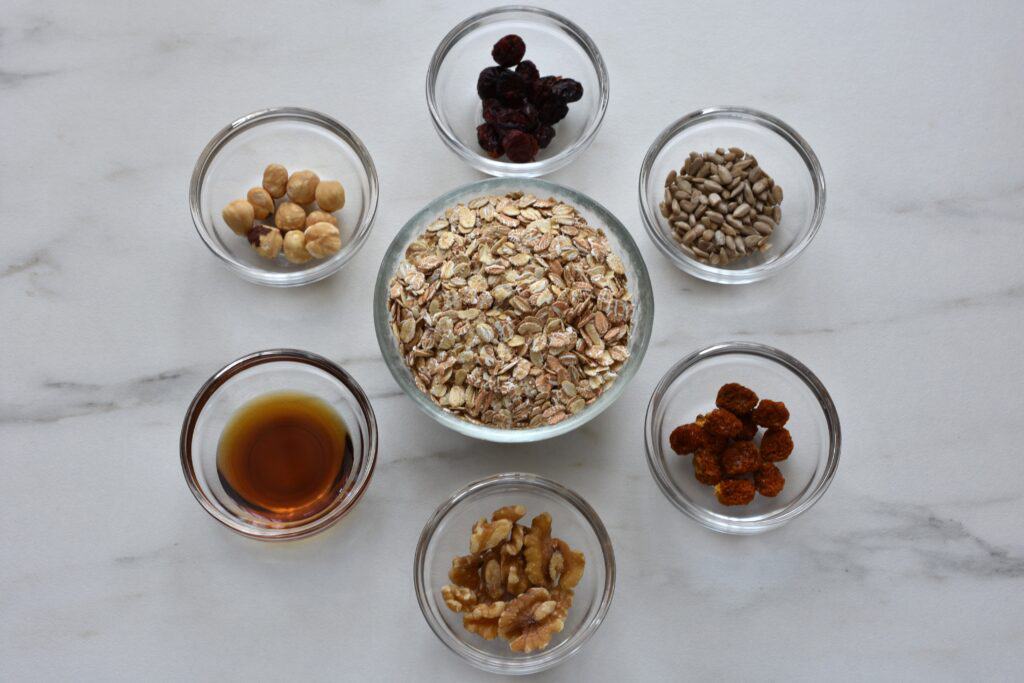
[
  {"xmin": 373, "ymin": 177, "xmax": 653, "ymax": 443},
  {"xmin": 639, "ymin": 107, "xmax": 825, "ymax": 284},
  {"xmin": 645, "ymin": 342, "xmax": 841, "ymax": 534},
  {"xmin": 426, "ymin": 6, "xmax": 609, "ymax": 177},
  {"xmin": 190, "ymin": 107, "xmax": 379, "ymax": 287},
  {"xmin": 414, "ymin": 473, "xmax": 615, "ymax": 674}
]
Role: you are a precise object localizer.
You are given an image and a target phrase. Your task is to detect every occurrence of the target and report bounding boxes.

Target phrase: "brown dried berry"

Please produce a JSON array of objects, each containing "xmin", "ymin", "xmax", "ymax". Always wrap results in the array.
[
  {"xmin": 477, "ymin": 66, "xmax": 505, "ymax": 99},
  {"xmin": 536, "ymin": 125, "xmax": 555, "ymax": 149},
  {"xmin": 669, "ymin": 423, "xmax": 704, "ymax": 455},
  {"xmin": 714, "ymin": 479, "xmax": 756, "ymax": 506},
  {"xmin": 551, "ymin": 78, "xmax": 583, "ymax": 103},
  {"xmin": 753, "ymin": 399, "xmax": 790, "ymax": 429},
  {"xmin": 760, "ymin": 427, "xmax": 794, "ymax": 462},
  {"xmin": 496, "ymin": 70, "xmax": 527, "ymax": 105},
  {"xmin": 538, "ymin": 99, "xmax": 568, "ymax": 124},
  {"xmin": 702, "ymin": 408, "xmax": 743, "ymax": 438},
  {"xmin": 693, "ymin": 448, "xmax": 723, "ymax": 485},
  {"xmin": 477, "ymin": 123, "xmax": 504, "ymax": 158},
  {"xmin": 515, "ymin": 59, "xmax": 539, "ymax": 83},
  {"xmin": 720, "ymin": 440, "xmax": 761, "ymax": 476},
  {"xmin": 491, "ymin": 34, "xmax": 526, "ymax": 67},
  {"xmin": 502, "ymin": 130, "xmax": 539, "ymax": 163},
  {"xmin": 716, "ymin": 383, "xmax": 759, "ymax": 416},
  {"xmin": 737, "ymin": 414, "xmax": 758, "ymax": 440},
  {"xmin": 754, "ymin": 463, "xmax": 785, "ymax": 497}
]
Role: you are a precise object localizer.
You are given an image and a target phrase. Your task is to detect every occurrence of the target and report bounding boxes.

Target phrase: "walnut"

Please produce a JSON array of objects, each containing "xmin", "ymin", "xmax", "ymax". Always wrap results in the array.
[
  {"xmin": 491, "ymin": 504, "xmax": 527, "ymax": 523},
  {"xmin": 449, "ymin": 554, "xmax": 481, "ymax": 591},
  {"xmin": 440, "ymin": 585, "xmax": 477, "ymax": 613},
  {"xmin": 497, "ymin": 587, "xmax": 566, "ymax": 653},
  {"xmin": 523, "ymin": 512, "xmax": 554, "ymax": 585},
  {"xmin": 502, "ymin": 524, "xmax": 525, "ymax": 556},
  {"xmin": 463, "ymin": 601, "xmax": 505, "ymax": 640},
  {"xmin": 482, "ymin": 554, "xmax": 503, "ymax": 600},
  {"xmin": 502, "ymin": 552, "xmax": 530, "ymax": 597},
  {"xmin": 551, "ymin": 539, "xmax": 585, "ymax": 590},
  {"xmin": 470, "ymin": 517, "xmax": 513, "ymax": 554}
]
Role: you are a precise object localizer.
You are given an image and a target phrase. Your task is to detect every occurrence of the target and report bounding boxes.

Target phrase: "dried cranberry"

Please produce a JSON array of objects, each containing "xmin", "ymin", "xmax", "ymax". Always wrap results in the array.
[
  {"xmin": 502, "ymin": 130, "xmax": 539, "ymax": 163},
  {"xmin": 551, "ymin": 78, "xmax": 584, "ymax": 103},
  {"xmin": 491, "ymin": 34, "xmax": 525, "ymax": 67},
  {"xmin": 481, "ymin": 98, "xmax": 503, "ymax": 125},
  {"xmin": 476, "ymin": 66, "xmax": 505, "ymax": 99},
  {"xmin": 538, "ymin": 99, "xmax": 568, "ymax": 124},
  {"xmin": 493, "ymin": 107, "xmax": 532, "ymax": 131},
  {"xmin": 519, "ymin": 102, "xmax": 540, "ymax": 131},
  {"xmin": 477, "ymin": 123, "xmax": 504, "ymax": 158},
  {"xmin": 535, "ymin": 125, "xmax": 555, "ymax": 149},
  {"xmin": 496, "ymin": 70, "xmax": 526, "ymax": 105},
  {"xmin": 530, "ymin": 76, "xmax": 559, "ymax": 103},
  {"xmin": 515, "ymin": 60, "xmax": 539, "ymax": 83}
]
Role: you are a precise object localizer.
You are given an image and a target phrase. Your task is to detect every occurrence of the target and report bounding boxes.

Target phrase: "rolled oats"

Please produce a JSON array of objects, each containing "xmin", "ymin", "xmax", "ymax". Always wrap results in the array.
[{"xmin": 388, "ymin": 192, "xmax": 633, "ymax": 429}]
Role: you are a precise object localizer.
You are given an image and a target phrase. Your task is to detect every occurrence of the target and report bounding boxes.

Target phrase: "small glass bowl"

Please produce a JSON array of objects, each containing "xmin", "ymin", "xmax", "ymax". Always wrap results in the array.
[
  {"xmin": 414, "ymin": 473, "xmax": 615, "ymax": 674},
  {"xmin": 645, "ymin": 342, "xmax": 840, "ymax": 534},
  {"xmin": 373, "ymin": 177, "xmax": 654, "ymax": 443},
  {"xmin": 180, "ymin": 349, "xmax": 377, "ymax": 540},
  {"xmin": 426, "ymin": 6, "xmax": 609, "ymax": 177},
  {"xmin": 639, "ymin": 107, "xmax": 826, "ymax": 284},
  {"xmin": 189, "ymin": 107, "xmax": 379, "ymax": 287}
]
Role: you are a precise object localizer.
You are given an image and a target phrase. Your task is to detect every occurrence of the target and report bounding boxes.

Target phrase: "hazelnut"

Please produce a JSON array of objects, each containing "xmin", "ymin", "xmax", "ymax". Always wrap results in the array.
[
  {"xmin": 246, "ymin": 187, "xmax": 274, "ymax": 220},
  {"xmin": 304, "ymin": 222, "xmax": 341, "ymax": 258},
  {"xmin": 305, "ymin": 210, "xmax": 339, "ymax": 228},
  {"xmin": 287, "ymin": 170, "xmax": 320, "ymax": 205},
  {"xmin": 222, "ymin": 199, "xmax": 254, "ymax": 235},
  {"xmin": 282, "ymin": 229, "xmax": 312, "ymax": 264},
  {"xmin": 274, "ymin": 202, "xmax": 306, "ymax": 231},
  {"xmin": 262, "ymin": 164, "xmax": 288, "ymax": 198},
  {"xmin": 246, "ymin": 226, "xmax": 283, "ymax": 260},
  {"xmin": 315, "ymin": 179, "xmax": 345, "ymax": 212}
]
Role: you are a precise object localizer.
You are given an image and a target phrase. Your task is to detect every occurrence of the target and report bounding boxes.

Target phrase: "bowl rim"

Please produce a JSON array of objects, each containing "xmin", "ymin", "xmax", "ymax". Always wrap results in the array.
[
  {"xmin": 413, "ymin": 472, "xmax": 616, "ymax": 674},
  {"xmin": 179, "ymin": 348, "xmax": 378, "ymax": 541},
  {"xmin": 425, "ymin": 5, "xmax": 610, "ymax": 178},
  {"xmin": 189, "ymin": 106, "xmax": 380, "ymax": 287},
  {"xmin": 638, "ymin": 106, "xmax": 827, "ymax": 284},
  {"xmin": 644, "ymin": 341, "xmax": 841, "ymax": 534},
  {"xmin": 372, "ymin": 176, "xmax": 654, "ymax": 443}
]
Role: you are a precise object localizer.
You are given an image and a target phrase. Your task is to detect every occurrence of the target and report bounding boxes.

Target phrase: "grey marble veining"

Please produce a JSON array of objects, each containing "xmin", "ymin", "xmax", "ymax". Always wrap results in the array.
[{"xmin": 1, "ymin": 0, "xmax": 1023, "ymax": 680}]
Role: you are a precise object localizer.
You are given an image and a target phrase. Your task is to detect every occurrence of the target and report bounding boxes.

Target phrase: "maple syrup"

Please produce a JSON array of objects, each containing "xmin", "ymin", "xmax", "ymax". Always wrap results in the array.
[{"xmin": 217, "ymin": 391, "xmax": 353, "ymax": 522}]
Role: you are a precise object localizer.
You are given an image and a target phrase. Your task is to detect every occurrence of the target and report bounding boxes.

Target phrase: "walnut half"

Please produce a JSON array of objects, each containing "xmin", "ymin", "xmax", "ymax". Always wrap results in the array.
[
  {"xmin": 497, "ymin": 587, "xmax": 567, "ymax": 653},
  {"xmin": 441, "ymin": 585, "xmax": 478, "ymax": 613},
  {"xmin": 470, "ymin": 517, "xmax": 513, "ymax": 554},
  {"xmin": 463, "ymin": 600, "xmax": 506, "ymax": 640}
]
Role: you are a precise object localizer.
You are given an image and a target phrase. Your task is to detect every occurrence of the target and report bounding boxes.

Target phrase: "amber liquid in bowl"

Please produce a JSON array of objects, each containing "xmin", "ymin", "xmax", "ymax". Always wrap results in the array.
[{"xmin": 216, "ymin": 391, "xmax": 353, "ymax": 523}]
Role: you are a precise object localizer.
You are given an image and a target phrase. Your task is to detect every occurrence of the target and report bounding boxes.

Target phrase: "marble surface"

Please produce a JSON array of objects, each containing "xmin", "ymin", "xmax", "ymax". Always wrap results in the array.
[{"xmin": 2, "ymin": 0, "xmax": 1023, "ymax": 680}]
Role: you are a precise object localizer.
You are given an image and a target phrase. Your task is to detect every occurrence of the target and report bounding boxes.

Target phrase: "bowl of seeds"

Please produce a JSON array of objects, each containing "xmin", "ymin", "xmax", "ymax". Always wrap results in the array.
[
  {"xmin": 374, "ymin": 178, "xmax": 653, "ymax": 443},
  {"xmin": 638, "ymin": 107, "xmax": 825, "ymax": 284}
]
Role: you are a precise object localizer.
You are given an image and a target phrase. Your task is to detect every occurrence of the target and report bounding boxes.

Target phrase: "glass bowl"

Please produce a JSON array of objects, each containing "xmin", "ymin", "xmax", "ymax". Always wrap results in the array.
[
  {"xmin": 414, "ymin": 473, "xmax": 615, "ymax": 675},
  {"xmin": 373, "ymin": 177, "xmax": 654, "ymax": 443},
  {"xmin": 426, "ymin": 6, "xmax": 609, "ymax": 177},
  {"xmin": 639, "ymin": 107, "xmax": 825, "ymax": 284},
  {"xmin": 644, "ymin": 342, "xmax": 840, "ymax": 534},
  {"xmin": 180, "ymin": 349, "xmax": 377, "ymax": 540},
  {"xmin": 189, "ymin": 107, "xmax": 379, "ymax": 287}
]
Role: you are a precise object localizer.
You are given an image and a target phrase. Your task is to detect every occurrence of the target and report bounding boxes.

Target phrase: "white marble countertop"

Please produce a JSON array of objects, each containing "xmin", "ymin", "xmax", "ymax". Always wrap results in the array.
[{"xmin": 2, "ymin": 0, "xmax": 1022, "ymax": 680}]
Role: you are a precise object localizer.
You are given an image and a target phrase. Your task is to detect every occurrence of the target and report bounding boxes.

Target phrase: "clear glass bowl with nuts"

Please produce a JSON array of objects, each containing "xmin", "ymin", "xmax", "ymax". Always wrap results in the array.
[
  {"xmin": 190, "ymin": 107, "xmax": 379, "ymax": 287},
  {"xmin": 426, "ymin": 6, "xmax": 610, "ymax": 177},
  {"xmin": 639, "ymin": 107, "xmax": 826, "ymax": 284},
  {"xmin": 644, "ymin": 342, "xmax": 841, "ymax": 534},
  {"xmin": 373, "ymin": 177, "xmax": 654, "ymax": 443},
  {"xmin": 414, "ymin": 473, "xmax": 614, "ymax": 674}
]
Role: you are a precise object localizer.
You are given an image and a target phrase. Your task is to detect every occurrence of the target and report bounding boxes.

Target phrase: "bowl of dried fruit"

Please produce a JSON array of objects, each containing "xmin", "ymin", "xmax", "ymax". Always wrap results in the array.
[
  {"xmin": 190, "ymin": 107, "xmax": 379, "ymax": 286},
  {"xmin": 639, "ymin": 107, "xmax": 826, "ymax": 284},
  {"xmin": 645, "ymin": 342, "xmax": 841, "ymax": 534},
  {"xmin": 374, "ymin": 177, "xmax": 653, "ymax": 443},
  {"xmin": 414, "ymin": 472, "xmax": 614, "ymax": 674},
  {"xmin": 426, "ymin": 6, "xmax": 609, "ymax": 177}
]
